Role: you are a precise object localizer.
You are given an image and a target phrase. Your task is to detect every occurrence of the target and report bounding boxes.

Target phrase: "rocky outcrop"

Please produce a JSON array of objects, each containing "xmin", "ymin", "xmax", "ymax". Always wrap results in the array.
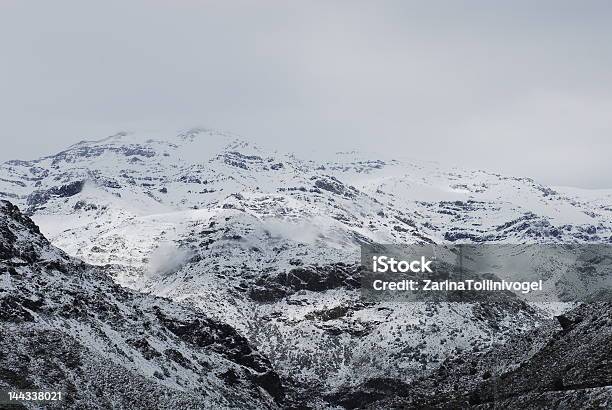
[
  {"xmin": 249, "ymin": 263, "xmax": 362, "ymax": 302},
  {"xmin": 26, "ymin": 180, "xmax": 84, "ymax": 212}
]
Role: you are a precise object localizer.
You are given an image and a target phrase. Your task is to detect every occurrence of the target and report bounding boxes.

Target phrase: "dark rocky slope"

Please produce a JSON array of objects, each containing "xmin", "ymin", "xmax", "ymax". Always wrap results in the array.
[
  {"xmin": 330, "ymin": 302, "xmax": 611, "ymax": 409},
  {"xmin": 0, "ymin": 200, "xmax": 282, "ymax": 409}
]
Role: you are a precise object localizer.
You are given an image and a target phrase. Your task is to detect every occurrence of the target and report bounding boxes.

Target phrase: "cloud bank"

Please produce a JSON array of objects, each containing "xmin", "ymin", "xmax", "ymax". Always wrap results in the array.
[{"xmin": 1, "ymin": 1, "xmax": 611, "ymax": 188}]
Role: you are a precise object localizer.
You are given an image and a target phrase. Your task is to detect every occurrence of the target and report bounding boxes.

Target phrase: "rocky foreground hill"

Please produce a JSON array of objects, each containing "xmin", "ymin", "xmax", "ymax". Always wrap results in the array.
[
  {"xmin": 0, "ymin": 129, "xmax": 611, "ymax": 408},
  {"xmin": 0, "ymin": 200, "xmax": 282, "ymax": 409}
]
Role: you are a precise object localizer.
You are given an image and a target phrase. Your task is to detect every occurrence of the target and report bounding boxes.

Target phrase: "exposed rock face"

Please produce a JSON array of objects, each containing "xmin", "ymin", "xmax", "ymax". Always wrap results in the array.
[
  {"xmin": 249, "ymin": 263, "xmax": 362, "ymax": 302},
  {"xmin": 0, "ymin": 200, "xmax": 282, "ymax": 409}
]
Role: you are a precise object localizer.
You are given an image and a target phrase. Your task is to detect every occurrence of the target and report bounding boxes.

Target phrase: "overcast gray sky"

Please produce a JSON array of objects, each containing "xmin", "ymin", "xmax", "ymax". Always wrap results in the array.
[{"xmin": 1, "ymin": 0, "xmax": 611, "ymax": 188}]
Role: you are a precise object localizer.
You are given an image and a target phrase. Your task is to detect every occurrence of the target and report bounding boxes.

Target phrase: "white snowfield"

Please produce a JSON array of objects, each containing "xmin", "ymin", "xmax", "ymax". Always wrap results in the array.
[{"xmin": 1, "ymin": 128, "xmax": 610, "ymax": 390}]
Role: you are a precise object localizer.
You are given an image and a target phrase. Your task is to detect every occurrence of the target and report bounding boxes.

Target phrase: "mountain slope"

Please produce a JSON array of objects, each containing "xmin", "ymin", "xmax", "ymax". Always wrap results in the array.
[
  {"xmin": 0, "ymin": 200, "xmax": 282, "ymax": 409},
  {"xmin": 331, "ymin": 302, "xmax": 611, "ymax": 409}
]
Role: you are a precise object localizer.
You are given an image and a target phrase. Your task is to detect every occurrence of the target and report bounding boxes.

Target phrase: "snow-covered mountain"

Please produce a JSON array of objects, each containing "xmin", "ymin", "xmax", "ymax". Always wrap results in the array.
[{"xmin": 0, "ymin": 128, "xmax": 610, "ymax": 406}]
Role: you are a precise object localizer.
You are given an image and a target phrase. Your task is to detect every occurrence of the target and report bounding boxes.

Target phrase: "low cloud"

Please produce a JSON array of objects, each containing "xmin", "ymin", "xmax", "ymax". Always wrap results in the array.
[{"xmin": 146, "ymin": 242, "xmax": 192, "ymax": 278}]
